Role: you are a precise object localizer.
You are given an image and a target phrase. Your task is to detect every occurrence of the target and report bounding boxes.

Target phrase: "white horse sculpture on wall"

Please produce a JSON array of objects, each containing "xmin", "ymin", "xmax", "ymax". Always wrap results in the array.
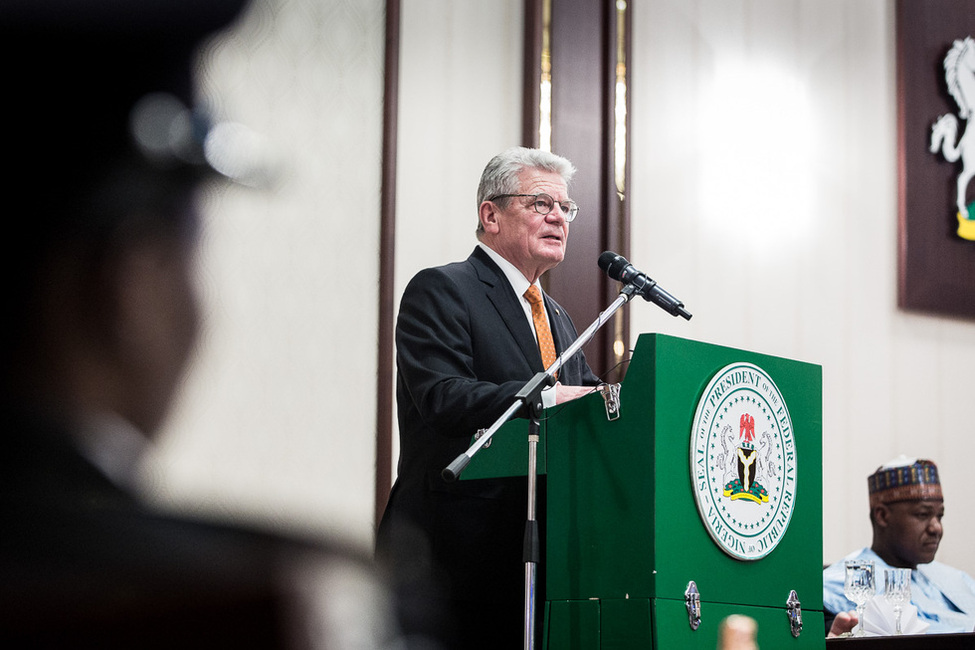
[{"xmin": 930, "ymin": 35, "xmax": 975, "ymax": 239}]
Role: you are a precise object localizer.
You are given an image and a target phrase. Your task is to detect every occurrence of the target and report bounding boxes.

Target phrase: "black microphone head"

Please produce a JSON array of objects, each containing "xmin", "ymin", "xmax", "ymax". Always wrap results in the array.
[
  {"xmin": 597, "ymin": 251, "xmax": 618, "ymax": 272},
  {"xmin": 598, "ymin": 251, "xmax": 629, "ymax": 281}
]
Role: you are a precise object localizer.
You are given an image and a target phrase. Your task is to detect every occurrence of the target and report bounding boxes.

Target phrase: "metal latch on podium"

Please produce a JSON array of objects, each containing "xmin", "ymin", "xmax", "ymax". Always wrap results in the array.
[
  {"xmin": 786, "ymin": 589, "xmax": 803, "ymax": 637},
  {"xmin": 683, "ymin": 583, "xmax": 803, "ymax": 638},
  {"xmin": 598, "ymin": 383, "xmax": 621, "ymax": 421},
  {"xmin": 684, "ymin": 580, "xmax": 701, "ymax": 630}
]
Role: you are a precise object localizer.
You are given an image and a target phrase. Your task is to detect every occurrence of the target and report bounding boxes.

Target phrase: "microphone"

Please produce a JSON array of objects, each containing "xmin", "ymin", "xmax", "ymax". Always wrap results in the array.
[{"xmin": 598, "ymin": 251, "xmax": 692, "ymax": 320}]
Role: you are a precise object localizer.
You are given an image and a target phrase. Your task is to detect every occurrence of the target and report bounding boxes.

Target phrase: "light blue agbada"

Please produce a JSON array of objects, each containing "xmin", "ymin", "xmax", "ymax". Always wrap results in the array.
[{"xmin": 824, "ymin": 547, "xmax": 975, "ymax": 635}]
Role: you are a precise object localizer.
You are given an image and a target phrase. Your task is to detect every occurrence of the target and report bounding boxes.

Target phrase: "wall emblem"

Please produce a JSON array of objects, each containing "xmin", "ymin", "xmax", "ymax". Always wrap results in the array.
[
  {"xmin": 690, "ymin": 362, "xmax": 798, "ymax": 561},
  {"xmin": 930, "ymin": 35, "xmax": 975, "ymax": 240}
]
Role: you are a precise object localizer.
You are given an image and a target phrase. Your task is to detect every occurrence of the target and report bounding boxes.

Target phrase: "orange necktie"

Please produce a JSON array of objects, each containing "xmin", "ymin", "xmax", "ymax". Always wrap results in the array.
[{"xmin": 524, "ymin": 285, "xmax": 558, "ymax": 375}]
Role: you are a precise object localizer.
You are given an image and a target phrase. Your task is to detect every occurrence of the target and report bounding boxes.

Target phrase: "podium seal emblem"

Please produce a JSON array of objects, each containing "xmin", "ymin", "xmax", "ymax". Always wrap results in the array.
[{"xmin": 690, "ymin": 362, "xmax": 798, "ymax": 560}]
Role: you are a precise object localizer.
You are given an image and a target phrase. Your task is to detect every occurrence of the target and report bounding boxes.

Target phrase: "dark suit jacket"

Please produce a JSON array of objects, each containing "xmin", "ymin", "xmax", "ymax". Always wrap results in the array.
[
  {"xmin": 376, "ymin": 246, "xmax": 599, "ymax": 647},
  {"xmin": 0, "ymin": 406, "xmax": 400, "ymax": 649}
]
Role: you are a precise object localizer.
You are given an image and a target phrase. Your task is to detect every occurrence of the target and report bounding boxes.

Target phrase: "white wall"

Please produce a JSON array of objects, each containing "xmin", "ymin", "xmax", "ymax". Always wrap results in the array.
[
  {"xmin": 142, "ymin": 0, "xmax": 387, "ymax": 547},
  {"xmin": 395, "ymin": 0, "xmax": 525, "ymax": 287},
  {"xmin": 630, "ymin": 0, "xmax": 975, "ymax": 576}
]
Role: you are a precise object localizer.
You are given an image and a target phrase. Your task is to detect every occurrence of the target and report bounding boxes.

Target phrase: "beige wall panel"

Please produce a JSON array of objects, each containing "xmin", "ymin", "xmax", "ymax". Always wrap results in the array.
[{"xmin": 143, "ymin": 0, "xmax": 387, "ymax": 547}]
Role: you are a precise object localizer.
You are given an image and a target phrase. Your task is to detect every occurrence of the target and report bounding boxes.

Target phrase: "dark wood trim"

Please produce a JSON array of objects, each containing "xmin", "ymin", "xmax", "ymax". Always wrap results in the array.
[
  {"xmin": 604, "ymin": 0, "xmax": 631, "ymax": 383},
  {"xmin": 374, "ymin": 0, "xmax": 400, "ymax": 530},
  {"xmin": 896, "ymin": 0, "xmax": 975, "ymax": 319},
  {"xmin": 544, "ymin": 0, "xmax": 631, "ymax": 381},
  {"xmin": 827, "ymin": 632, "xmax": 975, "ymax": 649},
  {"xmin": 522, "ymin": 0, "xmax": 543, "ymax": 148}
]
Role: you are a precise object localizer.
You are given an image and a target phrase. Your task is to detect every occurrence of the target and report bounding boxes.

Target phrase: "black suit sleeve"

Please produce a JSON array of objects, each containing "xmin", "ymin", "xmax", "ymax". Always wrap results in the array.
[{"xmin": 396, "ymin": 267, "xmax": 530, "ymax": 439}]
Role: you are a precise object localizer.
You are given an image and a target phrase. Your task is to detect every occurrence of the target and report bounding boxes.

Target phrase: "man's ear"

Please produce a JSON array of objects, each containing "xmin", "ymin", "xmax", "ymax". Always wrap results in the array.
[
  {"xmin": 478, "ymin": 200, "xmax": 501, "ymax": 235},
  {"xmin": 872, "ymin": 505, "xmax": 890, "ymax": 528}
]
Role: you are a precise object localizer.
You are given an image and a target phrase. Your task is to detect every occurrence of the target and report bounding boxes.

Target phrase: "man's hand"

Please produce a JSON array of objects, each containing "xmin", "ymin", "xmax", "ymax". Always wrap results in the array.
[
  {"xmin": 554, "ymin": 383, "xmax": 596, "ymax": 404},
  {"xmin": 827, "ymin": 611, "xmax": 858, "ymax": 637}
]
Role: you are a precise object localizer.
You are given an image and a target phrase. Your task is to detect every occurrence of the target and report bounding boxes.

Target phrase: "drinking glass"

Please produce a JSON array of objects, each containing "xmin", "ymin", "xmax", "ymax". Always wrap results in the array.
[
  {"xmin": 885, "ymin": 568, "xmax": 912, "ymax": 635},
  {"xmin": 844, "ymin": 560, "xmax": 876, "ymax": 636}
]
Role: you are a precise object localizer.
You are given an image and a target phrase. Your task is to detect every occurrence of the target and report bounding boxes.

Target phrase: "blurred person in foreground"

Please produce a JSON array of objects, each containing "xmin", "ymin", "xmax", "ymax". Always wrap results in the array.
[
  {"xmin": 376, "ymin": 147, "xmax": 601, "ymax": 648},
  {"xmin": 0, "ymin": 1, "xmax": 403, "ymax": 647},
  {"xmin": 823, "ymin": 456, "xmax": 975, "ymax": 636}
]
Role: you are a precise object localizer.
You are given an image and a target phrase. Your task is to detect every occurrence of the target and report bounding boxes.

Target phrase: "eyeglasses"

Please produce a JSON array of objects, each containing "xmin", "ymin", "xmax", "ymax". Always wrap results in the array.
[{"xmin": 488, "ymin": 193, "xmax": 579, "ymax": 222}]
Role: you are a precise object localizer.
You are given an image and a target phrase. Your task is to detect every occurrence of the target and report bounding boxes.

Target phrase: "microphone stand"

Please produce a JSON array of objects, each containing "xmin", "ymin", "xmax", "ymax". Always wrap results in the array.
[{"xmin": 442, "ymin": 283, "xmax": 639, "ymax": 650}]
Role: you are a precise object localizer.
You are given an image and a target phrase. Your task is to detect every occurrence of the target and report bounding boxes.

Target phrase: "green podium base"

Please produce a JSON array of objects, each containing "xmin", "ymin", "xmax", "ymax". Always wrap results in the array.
[{"xmin": 544, "ymin": 598, "xmax": 826, "ymax": 649}]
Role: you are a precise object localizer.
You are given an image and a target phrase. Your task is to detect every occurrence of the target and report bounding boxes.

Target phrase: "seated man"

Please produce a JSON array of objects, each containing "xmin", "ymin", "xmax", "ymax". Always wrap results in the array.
[{"xmin": 823, "ymin": 456, "xmax": 975, "ymax": 636}]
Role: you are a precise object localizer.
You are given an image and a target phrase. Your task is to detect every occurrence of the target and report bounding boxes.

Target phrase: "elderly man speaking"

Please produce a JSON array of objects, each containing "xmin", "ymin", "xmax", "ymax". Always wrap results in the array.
[{"xmin": 377, "ymin": 147, "xmax": 602, "ymax": 648}]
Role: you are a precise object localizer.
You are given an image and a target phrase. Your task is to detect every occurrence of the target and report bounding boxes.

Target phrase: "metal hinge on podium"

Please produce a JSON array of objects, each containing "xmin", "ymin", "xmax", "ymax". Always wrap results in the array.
[
  {"xmin": 786, "ymin": 589, "xmax": 803, "ymax": 637},
  {"xmin": 685, "ymin": 580, "xmax": 701, "ymax": 631},
  {"xmin": 472, "ymin": 428, "xmax": 491, "ymax": 448},
  {"xmin": 598, "ymin": 383, "xmax": 621, "ymax": 420}
]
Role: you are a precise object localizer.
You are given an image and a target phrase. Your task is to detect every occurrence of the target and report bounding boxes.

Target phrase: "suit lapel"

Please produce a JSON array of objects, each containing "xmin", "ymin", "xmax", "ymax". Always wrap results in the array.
[{"xmin": 468, "ymin": 248, "xmax": 543, "ymax": 371}]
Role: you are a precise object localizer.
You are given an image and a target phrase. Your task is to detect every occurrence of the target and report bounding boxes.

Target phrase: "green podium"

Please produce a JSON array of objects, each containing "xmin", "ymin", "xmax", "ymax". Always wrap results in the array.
[{"xmin": 463, "ymin": 333, "xmax": 825, "ymax": 648}]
